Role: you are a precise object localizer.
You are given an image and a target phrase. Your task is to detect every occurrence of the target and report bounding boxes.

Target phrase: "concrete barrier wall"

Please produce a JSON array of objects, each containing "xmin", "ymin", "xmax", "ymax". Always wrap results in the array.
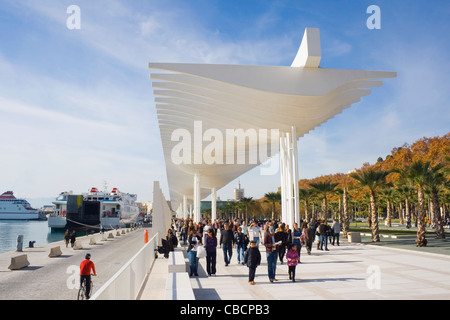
[
  {"xmin": 8, "ymin": 254, "xmax": 30, "ymax": 270},
  {"xmin": 90, "ymin": 233, "xmax": 158, "ymax": 300}
]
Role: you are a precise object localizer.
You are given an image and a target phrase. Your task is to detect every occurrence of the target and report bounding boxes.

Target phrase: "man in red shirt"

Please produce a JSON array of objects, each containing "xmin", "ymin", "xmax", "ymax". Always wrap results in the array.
[{"xmin": 80, "ymin": 253, "xmax": 96, "ymax": 299}]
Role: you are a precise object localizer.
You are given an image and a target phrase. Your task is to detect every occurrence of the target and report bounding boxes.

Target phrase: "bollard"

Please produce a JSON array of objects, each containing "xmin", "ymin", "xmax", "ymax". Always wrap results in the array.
[
  {"xmin": 16, "ymin": 235, "xmax": 23, "ymax": 252},
  {"xmin": 144, "ymin": 229, "xmax": 149, "ymax": 243}
]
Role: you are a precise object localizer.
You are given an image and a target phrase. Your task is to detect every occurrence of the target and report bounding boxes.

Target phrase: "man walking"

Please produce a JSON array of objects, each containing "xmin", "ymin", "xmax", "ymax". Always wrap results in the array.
[
  {"xmin": 264, "ymin": 224, "xmax": 279, "ymax": 283},
  {"xmin": 319, "ymin": 221, "xmax": 330, "ymax": 251},
  {"xmin": 219, "ymin": 223, "xmax": 235, "ymax": 266},
  {"xmin": 331, "ymin": 219, "xmax": 340, "ymax": 246}
]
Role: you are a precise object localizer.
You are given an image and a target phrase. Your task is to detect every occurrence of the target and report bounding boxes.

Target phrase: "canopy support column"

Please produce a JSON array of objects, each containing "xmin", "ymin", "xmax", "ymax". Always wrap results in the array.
[
  {"xmin": 292, "ymin": 126, "xmax": 300, "ymax": 225},
  {"xmin": 193, "ymin": 172, "xmax": 201, "ymax": 223},
  {"xmin": 280, "ymin": 128, "xmax": 300, "ymax": 227},
  {"xmin": 183, "ymin": 195, "xmax": 188, "ymax": 220},
  {"xmin": 211, "ymin": 188, "xmax": 217, "ymax": 223}
]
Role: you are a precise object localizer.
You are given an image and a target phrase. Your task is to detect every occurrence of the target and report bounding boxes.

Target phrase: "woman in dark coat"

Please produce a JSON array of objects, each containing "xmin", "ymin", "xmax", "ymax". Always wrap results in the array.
[
  {"xmin": 64, "ymin": 229, "xmax": 70, "ymax": 248},
  {"xmin": 274, "ymin": 224, "xmax": 287, "ymax": 264},
  {"xmin": 204, "ymin": 229, "xmax": 218, "ymax": 276},
  {"xmin": 165, "ymin": 229, "xmax": 178, "ymax": 258},
  {"xmin": 70, "ymin": 230, "xmax": 77, "ymax": 248}
]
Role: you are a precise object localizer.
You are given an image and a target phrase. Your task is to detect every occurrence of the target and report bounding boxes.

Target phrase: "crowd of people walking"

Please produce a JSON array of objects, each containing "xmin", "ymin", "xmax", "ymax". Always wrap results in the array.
[{"xmin": 166, "ymin": 217, "xmax": 341, "ymax": 284}]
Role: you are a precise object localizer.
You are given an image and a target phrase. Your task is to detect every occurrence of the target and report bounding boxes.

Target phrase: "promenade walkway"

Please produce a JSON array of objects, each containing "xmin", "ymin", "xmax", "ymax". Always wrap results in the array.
[
  {"xmin": 139, "ymin": 236, "xmax": 450, "ymax": 300},
  {"xmin": 0, "ymin": 227, "xmax": 148, "ymax": 300}
]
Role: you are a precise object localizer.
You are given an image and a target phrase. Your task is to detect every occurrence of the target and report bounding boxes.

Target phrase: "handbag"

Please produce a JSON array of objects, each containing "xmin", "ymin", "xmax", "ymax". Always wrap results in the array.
[{"xmin": 196, "ymin": 245, "xmax": 206, "ymax": 258}]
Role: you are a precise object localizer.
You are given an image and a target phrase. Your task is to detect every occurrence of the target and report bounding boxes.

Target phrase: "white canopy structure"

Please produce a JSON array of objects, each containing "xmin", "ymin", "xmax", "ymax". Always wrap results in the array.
[{"xmin": 148, "ymin": 28, "xmax": 396, "ymax": 225}]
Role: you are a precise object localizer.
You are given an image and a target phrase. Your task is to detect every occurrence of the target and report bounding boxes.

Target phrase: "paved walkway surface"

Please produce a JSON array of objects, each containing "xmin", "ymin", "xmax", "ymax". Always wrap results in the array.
[
  {"xmin": 140, "ymin": 236, "xmax": 450, "ymax": 300},
  {"xmin": 0, "ymin": 227, "xmax": 148, "ymax": 300}
]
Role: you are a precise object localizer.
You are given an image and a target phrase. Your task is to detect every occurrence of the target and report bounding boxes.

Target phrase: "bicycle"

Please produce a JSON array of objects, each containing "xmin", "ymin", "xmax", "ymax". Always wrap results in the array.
[{"xmin": 77, "ymin": 275, "xmax": 95, "ymax": 300}]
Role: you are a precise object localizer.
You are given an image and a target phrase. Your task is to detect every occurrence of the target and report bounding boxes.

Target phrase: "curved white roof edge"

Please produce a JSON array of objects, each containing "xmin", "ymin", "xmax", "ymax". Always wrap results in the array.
[{"xmin": 148, "ymin": 28, "xmax": 396, "ymax": 210}]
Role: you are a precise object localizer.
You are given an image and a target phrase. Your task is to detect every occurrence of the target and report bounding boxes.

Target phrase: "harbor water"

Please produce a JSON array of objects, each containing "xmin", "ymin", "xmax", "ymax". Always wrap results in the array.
[{"xmin": 0, "ymin": 220, "xmax": 64, "ymax": 253}]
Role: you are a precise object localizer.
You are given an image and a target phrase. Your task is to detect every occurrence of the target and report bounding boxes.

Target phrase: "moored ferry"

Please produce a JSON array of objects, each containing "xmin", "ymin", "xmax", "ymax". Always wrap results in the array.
[
  {"xmin": 48, "ymin": 187, "xmax": 140, "ymax": 230},
  {"xmin": 0, "ymin": 191, "xmax": 42, "ymax": 220}
]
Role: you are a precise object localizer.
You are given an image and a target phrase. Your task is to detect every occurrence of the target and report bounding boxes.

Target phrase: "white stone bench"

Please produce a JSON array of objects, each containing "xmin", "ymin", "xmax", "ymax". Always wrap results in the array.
[
  {"xmin": 348, "ymin": 232, "xmax": 361, "ymax": 243},
  {"xmin": 168, "ymin": 251, "xmax": 187, "ymax": 273},
  {"xmin": 165, "ymin": 272, "xmax": 195, "ymax": 300}
]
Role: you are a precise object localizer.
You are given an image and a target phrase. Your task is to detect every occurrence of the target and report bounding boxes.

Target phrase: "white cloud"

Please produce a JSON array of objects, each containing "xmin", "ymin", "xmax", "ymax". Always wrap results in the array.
[{"xmin": 1, "ymin": 0, "xmax": 448, "ymax": 204}]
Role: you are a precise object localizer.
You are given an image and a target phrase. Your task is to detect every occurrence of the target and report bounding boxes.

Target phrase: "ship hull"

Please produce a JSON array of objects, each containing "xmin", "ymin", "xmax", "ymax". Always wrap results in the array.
[
  {"xmin": 0, "ymin": 212, "xmax": 40, "ymax": 220},
  {"xmin": 48, "ymin": 216, "xmax": 67, "ymax": 229}
]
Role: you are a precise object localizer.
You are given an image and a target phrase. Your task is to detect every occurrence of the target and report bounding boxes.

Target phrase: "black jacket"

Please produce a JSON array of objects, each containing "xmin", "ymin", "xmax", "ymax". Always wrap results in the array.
[
  {"xmin": 235, "ymin": 232, "xmax": 247, "ymax": 247},
  {"xmin": 244, "ymin": 247, "xmax": 261, "ymax": 268},
  {"xmin": 220, "ymin": 229, "xmax": 235, "ymax": 246}
]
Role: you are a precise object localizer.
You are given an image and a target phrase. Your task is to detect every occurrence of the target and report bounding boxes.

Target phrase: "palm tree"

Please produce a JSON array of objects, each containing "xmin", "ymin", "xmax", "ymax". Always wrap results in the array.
[
  {"xmin": 309, "ymin": 181, "xmax": 338, "ymax": 221},
  {"xmin": 396, "ymin": 185, "xmax": 414, "ymax": 228},
  {"xmin": 427, "ymin": 163, "xmax": 447, "ymax": 239},
  {"xmin": 334, "ymin": 188, "xmax": 344, "ymax": 223},
  {"xmin": 394, "ymin": 160, "xmax": 433, "ymax": 246},
  {"xmin": 380, "ymin": 188, "xmax": 395, "ymax": 227},
  {"xmin": 299, "ymin": 188, "xmax": 313, "ymax": 221},
  {"xmin": 264, "ymin": 192, "xmax": 281, "ymax": 220},
  {"xmin": 350, "ymin": 169, "xmax": 391, "ymax": 242},
  {"xmin": 239, "ymin": 197, "xmax": 255, "ymax": 222}
]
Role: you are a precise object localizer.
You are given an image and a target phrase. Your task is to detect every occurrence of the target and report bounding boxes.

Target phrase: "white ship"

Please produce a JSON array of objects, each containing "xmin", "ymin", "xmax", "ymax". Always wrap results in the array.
[
  {"xmin": 48, "ymin": 187, "xmax": 140, "ymax": 230},
  {"xmin": 0, "ymin": 191, "xmax": 42, "ymax": 220}
]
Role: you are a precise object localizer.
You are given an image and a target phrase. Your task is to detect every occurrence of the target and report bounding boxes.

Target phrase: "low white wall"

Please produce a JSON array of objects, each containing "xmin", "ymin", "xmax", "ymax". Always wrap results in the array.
[{"xmin": 90, "ymin": 233, "xmax": 158, "ymax": 300}]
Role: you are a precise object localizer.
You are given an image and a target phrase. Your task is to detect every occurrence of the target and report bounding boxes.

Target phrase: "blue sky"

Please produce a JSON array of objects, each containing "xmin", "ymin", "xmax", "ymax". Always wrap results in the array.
[{"xmin": 0, "ymin": 0, "xmax": 449, "ymax": 207}]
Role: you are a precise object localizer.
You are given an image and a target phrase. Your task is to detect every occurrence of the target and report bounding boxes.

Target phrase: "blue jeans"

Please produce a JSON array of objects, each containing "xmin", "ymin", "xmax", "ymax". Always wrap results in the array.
[
  {"xmin": 237, "ymin": 245, "xmax": 245, "ymax": 263},
  {"xmin": 266, "ymin": 252, "xmax": 277, "ymax": 280},
  {"xmin": 319, "ymin": 234, "xmax": 328, "ymax": 250},
  {"xmin": 188, "ymin": 250, "xmax": 198, "ymax": 275},
  {"xmin": 222, "ymin": 243, "xmax": 233, "ymax": 265}
]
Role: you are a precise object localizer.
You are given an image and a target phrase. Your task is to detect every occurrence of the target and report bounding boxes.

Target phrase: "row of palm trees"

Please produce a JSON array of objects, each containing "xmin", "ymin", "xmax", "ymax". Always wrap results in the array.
[
  {"xmin": 202, "ymin": 160, "xmax": 448, "ymax": 247},
  {"xmin": 350, "ymin": 160, "xmax": 448, "ymax": 246},
  {"xmin": 265, "ymin": 159, "xmax": 448, "ymax": 247}
]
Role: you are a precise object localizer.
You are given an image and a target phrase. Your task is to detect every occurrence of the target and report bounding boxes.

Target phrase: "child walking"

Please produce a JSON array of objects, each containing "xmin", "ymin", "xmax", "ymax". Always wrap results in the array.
[
  {"xmin": 286, "ymin": 244, "xmax": 299, "ymax": 282},
  {"xmin": 244, "ymin": 240, "xmax": 261, "ymax": 285}
]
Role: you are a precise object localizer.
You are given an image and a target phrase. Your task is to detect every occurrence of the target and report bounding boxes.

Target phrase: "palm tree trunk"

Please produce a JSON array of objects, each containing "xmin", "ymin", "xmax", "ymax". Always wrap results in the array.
[
  {"xmin": 386, "ymin": 199, "xmax": 392, "ymax": 227},
  {"xmin": 432, "ymin": 189, "xmax": 445, "ymax": 239},
  {"xmin": 322, "ymin": 197, "xmax": 327, "ymax": 221},
  {"xmin": 416, "ymin": 186, "xmax": 427, "ymax": 247},
  {"xmin": 399, "ymin": 202, "xmax": 404, "ymax": 225},
  {"xmin": 370, "ymin": 191, "xmax": 380, "ymax": 242},
  {"xmin": 271, "ymin": 202, "xmax": 275, "ymax": 220},
  {"xmin": 343, "ymin": 188, "xmax": 349, "ymax": 239},
  {"xmin": 304, "ymin": 200, "xmax": 309, "ymax": 222},
  {"xmin": 405, "ymin": 197, "xmax": 411, "ymax": 228}
]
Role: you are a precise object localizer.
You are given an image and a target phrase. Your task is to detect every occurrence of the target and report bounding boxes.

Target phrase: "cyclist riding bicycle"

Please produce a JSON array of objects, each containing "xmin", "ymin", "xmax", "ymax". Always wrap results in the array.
[{"xmin": 80, "ymin": 253, "xmax": 97, "ymax": 299}]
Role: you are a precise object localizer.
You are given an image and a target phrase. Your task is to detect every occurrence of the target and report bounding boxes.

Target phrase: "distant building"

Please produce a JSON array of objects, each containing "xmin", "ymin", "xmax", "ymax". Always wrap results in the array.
[
  {"xmin": 234, "ymin": 181, "xmax": 244, "ymax": 201},
  {"xmin": 137, "ymin": 201, "xmax": 153, "ymax": 215}
]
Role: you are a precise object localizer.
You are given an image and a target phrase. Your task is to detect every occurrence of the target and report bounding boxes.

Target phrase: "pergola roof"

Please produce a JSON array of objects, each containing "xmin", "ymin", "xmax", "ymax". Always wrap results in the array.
[{"xmin": 148, "ymin": 28, "xmax": 396, "ymax": 209}]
